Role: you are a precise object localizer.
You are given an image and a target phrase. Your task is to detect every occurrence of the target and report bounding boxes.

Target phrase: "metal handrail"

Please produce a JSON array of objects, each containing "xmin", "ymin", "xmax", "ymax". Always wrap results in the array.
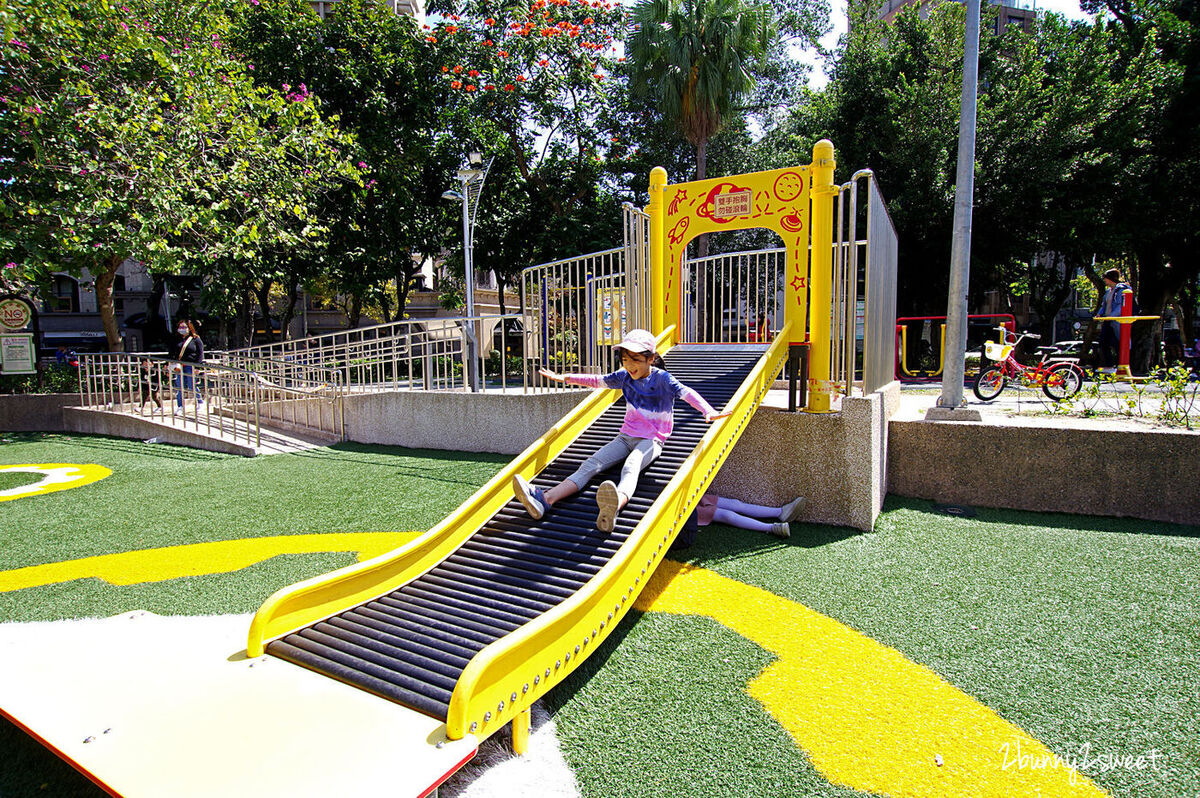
[
  {"xmin": 77, "ymin": 351, "xmax": 346, "ymax": 447},
  {"xmin": 220, "ymin": 313, "xmax": 525, "ymax": 395}
]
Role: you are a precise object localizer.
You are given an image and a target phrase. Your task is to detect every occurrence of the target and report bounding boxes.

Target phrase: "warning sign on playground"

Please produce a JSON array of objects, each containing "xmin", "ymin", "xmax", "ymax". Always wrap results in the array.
[{"xmin": 712, "ymin": 189, "xmax": 753, "ymax": 219}]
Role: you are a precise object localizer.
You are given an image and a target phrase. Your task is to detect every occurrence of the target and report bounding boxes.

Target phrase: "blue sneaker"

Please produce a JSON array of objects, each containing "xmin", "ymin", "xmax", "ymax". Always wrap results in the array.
[{"xmin": 513, "ymin": 474, "xmax": 547, "ymax": 520}]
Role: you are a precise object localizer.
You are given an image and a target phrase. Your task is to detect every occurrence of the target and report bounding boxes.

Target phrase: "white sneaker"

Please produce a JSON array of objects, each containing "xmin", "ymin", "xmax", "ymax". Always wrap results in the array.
[
  {"xmin": 769, "ymin": 522, "xmax": 791, "ymax": 539},
  {"xmin": 778, "ymin": 496, "xmax": 806, "ymax": 523},
  {"xmin": 596, "ymin": 480, "xmax": 620, "ymax": 533}
]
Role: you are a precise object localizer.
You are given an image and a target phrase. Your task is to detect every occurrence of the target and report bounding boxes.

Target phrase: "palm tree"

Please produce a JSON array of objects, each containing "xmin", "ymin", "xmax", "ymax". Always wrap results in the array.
[
  {"xmin": 629, "ymin": 0, "xmax": 773, "ymax": 330},
  {"xmin": 628, "ymin": 0, "xmax": 773, "ymax": 187}
]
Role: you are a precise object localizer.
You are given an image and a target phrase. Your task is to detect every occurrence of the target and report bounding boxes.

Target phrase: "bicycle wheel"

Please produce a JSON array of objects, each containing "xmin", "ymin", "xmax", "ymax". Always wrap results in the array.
[
  {"xmin": 1043, "ymin": 363, "xmax": 1083, "ymax": 400},
  {"xmin": 973, "ymin": 365, "xmax": 1007, "ymax": 401}
]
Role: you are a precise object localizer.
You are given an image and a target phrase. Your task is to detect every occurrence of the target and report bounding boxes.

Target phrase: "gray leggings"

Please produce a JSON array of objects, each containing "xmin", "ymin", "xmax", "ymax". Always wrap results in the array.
[{"xmin": 566, "ymin": 433, "xmax": 663, "ymax": 499}]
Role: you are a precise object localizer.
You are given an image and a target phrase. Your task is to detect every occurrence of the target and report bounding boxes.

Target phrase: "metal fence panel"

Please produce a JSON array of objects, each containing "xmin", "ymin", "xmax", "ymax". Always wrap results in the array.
[{"xmin": 864, "ymin": 177, "xmax": 899, "ymax": 395}]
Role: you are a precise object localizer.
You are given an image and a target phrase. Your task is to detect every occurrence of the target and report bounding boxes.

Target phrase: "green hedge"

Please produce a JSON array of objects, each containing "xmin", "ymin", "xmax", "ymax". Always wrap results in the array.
[{"xmin": 0, "ymin": 365, "xmax": 81, "ymax": 395}]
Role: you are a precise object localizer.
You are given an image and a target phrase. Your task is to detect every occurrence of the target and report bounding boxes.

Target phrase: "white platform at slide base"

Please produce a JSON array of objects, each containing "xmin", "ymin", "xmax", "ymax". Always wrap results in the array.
[{"xmin": 0, "ymin": 612, "xmax": 477, "ymax": 797}]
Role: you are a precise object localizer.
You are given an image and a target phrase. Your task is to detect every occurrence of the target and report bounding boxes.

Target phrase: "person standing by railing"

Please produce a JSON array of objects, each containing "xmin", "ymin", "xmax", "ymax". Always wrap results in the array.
[
  {"xmin": 173, "ymin": 319, "xmax": 205, "ymax": 409},
  {"xmin": 1097, "ymin": 268, "xmax": 1131, "ymax": 374}
]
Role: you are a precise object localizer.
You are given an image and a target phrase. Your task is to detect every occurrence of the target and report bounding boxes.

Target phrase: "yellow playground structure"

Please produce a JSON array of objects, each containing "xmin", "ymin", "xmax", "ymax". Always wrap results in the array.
[
  {"xmin": 240, "ymin": 141, "xmax": 898, "ymax": 794},
  {"xmin": 1, "ymin": 141, "xmax": 899, "ymax": 798}
]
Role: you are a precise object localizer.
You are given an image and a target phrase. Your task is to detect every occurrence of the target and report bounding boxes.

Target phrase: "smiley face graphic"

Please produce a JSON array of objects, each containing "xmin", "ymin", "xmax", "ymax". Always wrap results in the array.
[{"xmin": 773, "ymin": 171, "xmax": 805, "ymax": 203}]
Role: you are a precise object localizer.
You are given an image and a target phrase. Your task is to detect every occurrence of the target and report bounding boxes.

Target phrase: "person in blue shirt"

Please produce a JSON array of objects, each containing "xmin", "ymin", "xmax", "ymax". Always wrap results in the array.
[{"xmin": 1098, "ymin": 268, "xmax": 1131, "ymax": 373}]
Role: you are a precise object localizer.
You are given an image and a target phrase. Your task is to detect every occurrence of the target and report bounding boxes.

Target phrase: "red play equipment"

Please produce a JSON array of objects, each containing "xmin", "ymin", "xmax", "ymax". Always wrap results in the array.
[{"xmin": 1094, "ymin": 290, "xmax": 1159, "ymax": 380}]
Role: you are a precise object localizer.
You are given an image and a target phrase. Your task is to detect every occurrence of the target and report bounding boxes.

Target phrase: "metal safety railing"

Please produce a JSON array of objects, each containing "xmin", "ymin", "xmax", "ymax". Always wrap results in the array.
[
  {"xmin": 680, "ymin": 248, "xmax": 786, "ymax": 345},
  {"xmin": 518, "ymin": 204, "xmax": 654, "ymax": 391},
  {"xmin": 622, "ymin": 202, "xmax": 654, "ymax": 333},
  {"xmin": 77, "ymin": 352, "xmax": 347, "ymax": 447},
  {"xmin": 831, "ymin": 170, "xmax": 898, "ymax": 397},
  {"xmin": 520, "ymin": 247, "xmax": 627, "ymax": 387},
  {"xmin": 221, "ymin": 314, "xmax": 525, "ymax": 394}
]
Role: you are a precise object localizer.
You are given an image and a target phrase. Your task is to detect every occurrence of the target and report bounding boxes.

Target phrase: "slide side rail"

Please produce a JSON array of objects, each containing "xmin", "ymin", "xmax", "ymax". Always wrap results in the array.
[
  {"xmin": 246, "ymin": 327, "xmax": 678, "ymax": 656},
  {"xmin": 445, "ymin": 326, "xmax": 791, "ymax": 740}
]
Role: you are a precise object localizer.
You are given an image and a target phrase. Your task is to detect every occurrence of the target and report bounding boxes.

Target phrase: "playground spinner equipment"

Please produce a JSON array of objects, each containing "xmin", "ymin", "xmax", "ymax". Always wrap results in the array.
[{"xmin": 246, "ymin": 144, "xmax": 844, "ymax": 770}]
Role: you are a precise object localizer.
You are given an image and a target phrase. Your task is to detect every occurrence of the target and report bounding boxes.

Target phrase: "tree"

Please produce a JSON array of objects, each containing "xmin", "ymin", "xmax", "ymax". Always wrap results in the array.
[
  {"xmin": 427, "ymin": 0, "xmax": 627, "ymax": 218},
  {"xmin": 1083, "ymin": 0, "xmax": 1199, "ymax": 369},
  {"xmin": 0, "ymin": 0, "xmax": 357, "ymax": 350},
  {"xmin": 627, "ymin": 0, "xmax": 773, "ymax": 193},
  {"xmin": 232, "ymin": 0, "xmax": 466, "ymax": 328}
]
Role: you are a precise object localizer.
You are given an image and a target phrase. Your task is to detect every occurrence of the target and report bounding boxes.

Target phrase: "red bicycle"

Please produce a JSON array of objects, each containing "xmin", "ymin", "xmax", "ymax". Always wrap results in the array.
[{"xmin": 973, "ymin": 328, "xmax": 1084, "ymax": 401}]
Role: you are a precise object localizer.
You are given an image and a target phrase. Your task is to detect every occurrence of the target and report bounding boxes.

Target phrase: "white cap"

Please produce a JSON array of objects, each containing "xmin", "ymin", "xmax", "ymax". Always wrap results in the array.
[{"xmin": 612, "ymin": 329, "xmax": 658, "ymax": 355}]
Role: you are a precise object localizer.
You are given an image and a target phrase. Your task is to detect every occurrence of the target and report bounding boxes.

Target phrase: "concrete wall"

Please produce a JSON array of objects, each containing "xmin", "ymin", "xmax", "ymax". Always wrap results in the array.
[
  {"xmin": 63, "ymin": 407, "xmax": 255, "ymax": 456},
  {"xmin": 888, "ymin": 418, "xmax": 1200, "ymax": 525},
  {"xmin": 343, "ymin": 389, "xmax": 589, "ymax": 454},
  {"xmin": 0, "ymin": 393, "xmax": 78, "ymax": 432},
  {"xmin": 709, "ymin": 382, "xmax": 901, "ymax": 531}
]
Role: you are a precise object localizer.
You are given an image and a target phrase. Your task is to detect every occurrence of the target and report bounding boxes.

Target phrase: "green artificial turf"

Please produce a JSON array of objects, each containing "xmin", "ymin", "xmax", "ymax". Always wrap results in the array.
[
  {"xmin": 0, "ymin": 471, "xmax": 42, "ymax": 492},
  {"xmin": 593, "ymin": 499, "xmax": 1196, "ymax": 798},
  {"xmin": 1, "ymin": 433, "xmax": 1197, "ymax": 798},
  {"xmin": 0, "ymin": 433, "xmax": 508, "ymax": 622}
]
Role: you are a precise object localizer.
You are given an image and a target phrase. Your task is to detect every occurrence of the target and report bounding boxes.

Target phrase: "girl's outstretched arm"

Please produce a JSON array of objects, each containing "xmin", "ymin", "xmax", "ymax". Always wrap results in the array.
[
  {"xmin": 543, "ymin": 369, "xmax": 611, "ymax": 389},
  {"xmin": 678, "ymin": 384, "xmax": 728, "ymax": 422}
]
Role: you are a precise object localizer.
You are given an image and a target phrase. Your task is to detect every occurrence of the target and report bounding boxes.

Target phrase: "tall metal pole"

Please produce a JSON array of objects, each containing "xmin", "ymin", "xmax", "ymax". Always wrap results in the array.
[
  {"xmin": 458, "ymin": 174, "xmax": 480, "ymax": 391},
  {"xmin": 459, "ymin": 175, "xmax": 475, "ymax": 321},
  {"xmin": 936, "ymin": 0, "xmax": 981, "ymax": 411}
]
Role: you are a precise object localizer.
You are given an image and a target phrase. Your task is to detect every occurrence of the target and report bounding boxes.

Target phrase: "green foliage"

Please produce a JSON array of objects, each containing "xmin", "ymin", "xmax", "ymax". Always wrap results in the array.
[
  {"xmin": 1071, "ymin": 273, "xmax": 1099, "ymax": 309},
  {"xmin": 1036, "ymin": 368, "xmax": 1200, "ymax": 428},
  {"xmin": 230, "ymin": 0, "xmax": 461, "ymax": 325},
  {"xmin": 0, "ymin": 0, "xmax": 358, "ymax": 346},
  {"xmin": 763, "ymin": 0, "xmax": 1199, "ymax": 330},
  {"xmin": 1153, "ymin": 365, "xmax": 1200, "ymax": 428},
  {"xmin": 628, "ymin": 0, "xmax": 774, "ymax": 178},
  {"xmin": 424, "ymin": 0, "xmax": 629, "ymax": 287},
  {"xmin": 0, "ymin": 364, "xmax": 80, "ymax": 394}
]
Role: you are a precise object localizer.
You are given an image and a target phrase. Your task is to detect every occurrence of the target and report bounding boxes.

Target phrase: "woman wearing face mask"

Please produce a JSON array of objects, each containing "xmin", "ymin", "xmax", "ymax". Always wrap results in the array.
[{"xmin": 172, "ymin": 319, "xmax": 204, "ymax": 409}]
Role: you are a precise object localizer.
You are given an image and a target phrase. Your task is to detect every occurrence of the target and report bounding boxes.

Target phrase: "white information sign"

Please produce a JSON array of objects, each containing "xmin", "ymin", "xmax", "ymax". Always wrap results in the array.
[{"xmin": 1, "ymin": 334, "xmax": 36, "ymax": 375}]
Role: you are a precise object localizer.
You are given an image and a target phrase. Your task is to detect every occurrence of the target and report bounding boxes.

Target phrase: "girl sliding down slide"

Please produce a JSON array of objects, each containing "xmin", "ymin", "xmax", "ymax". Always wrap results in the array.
[{"xmin": 513, "ymin": 329, "xmax": 730, "ymax": 533}]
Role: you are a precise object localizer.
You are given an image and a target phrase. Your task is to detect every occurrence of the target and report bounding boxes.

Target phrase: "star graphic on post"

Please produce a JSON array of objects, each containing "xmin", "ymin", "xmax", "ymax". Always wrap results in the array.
[{"xmin": 668, "ymin": 189, "xmax": 687, "ymax": 216}]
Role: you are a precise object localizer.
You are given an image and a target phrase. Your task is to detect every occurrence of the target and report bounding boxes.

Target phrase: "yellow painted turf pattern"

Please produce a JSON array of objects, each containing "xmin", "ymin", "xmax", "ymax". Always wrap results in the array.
[
  {"xmin": 634, "ymin": 561, "xmax": 1108, "ymax": 798},
  {"xmin": 0, "ymin": 532, "xmax": 421, "ymax": 593},
  {"xmin": 0, "ymin": 526, "xmax": 1109, "ymax": 797},
  {"xmin": 0, "ymin": 463, "xmax": 112, "ymax": 502}
]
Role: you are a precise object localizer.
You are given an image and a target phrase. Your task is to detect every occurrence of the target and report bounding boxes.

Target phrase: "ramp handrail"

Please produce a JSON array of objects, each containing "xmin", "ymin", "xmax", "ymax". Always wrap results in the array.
[
  {"xmin": 77, "ymin": 351, "xmax": 347, "ymax": 446},
  {"xmin": 221, "ymin": 313, "xmax": 525, "ymax": 395},
  {"xmin": 444, "ymin": 326, "xmax": 791, "ymax": 740}
]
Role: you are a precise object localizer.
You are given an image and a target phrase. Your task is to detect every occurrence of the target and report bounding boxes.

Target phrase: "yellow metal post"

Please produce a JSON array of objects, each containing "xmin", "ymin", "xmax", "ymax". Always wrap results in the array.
[
  {"xmin": 807, "ymin": 140, "xmax": 836, "ymax": 412},
  {"xmin": 512, "ymin": 707, "xmax": 531, "ymax": 755},
  {"xmin": 648, "ymin": 167, "xmax": 668, "ymax": 337}
]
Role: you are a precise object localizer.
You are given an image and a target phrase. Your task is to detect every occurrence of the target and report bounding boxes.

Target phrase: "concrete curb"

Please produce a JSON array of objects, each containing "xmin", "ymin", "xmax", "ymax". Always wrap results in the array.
[
  {"xmin": 888, "ymin": 417, "xmax": 1199, "ymax": 525},
  {"xmin": 0, "ymin": 393, "xmax": 78, "ymax": 432}
]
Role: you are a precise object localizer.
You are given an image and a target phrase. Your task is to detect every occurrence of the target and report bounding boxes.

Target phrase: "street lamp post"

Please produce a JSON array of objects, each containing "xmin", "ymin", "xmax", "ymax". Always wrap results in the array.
[{"xmin": 442, "ymin": 151, "xmax": 491, "ymax": 392}]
